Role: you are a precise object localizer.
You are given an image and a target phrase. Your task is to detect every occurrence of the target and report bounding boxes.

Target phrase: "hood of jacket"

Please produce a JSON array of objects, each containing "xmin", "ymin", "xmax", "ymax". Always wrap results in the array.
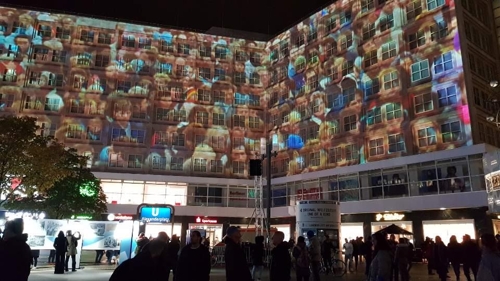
[{"xmin": 3, "ymin": 233, "xmax": 28, "ymax": 243}]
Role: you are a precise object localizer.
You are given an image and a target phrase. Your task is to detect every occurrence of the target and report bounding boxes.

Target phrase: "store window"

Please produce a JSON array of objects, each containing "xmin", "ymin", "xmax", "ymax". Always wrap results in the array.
[
  {"xmin": 144, "ymin": 183, "xmax": 167, "ymax": 204},
  {"xmin": 436, "ymin": 158, "xmax": 469, "ymax": 193},
  {"xmin": 228, "ymin": 186, "xmax": 249, "ymax": 208},
  {"xmin": 166, "ymin": 184, "xmax": 188, "ymax": 206},
  {"xmin": 272, "ymin": 185, "xmax": 287, "ymax": 207},
  {"xmin": 121, "ymin": 181, "xmax": 144, "ymax": 204},
  {"xmin": 422, "ymin": 220, "xmax": 475, "ymax": 243},
  {"xmin": 341, "ymin": 223, "xmax": 364, "ymax": 244},
  {"xmin": 101, "ymin": 180, "xmax": 122, "ymax": 204},
  {"xmin": 335, "ymin": 174, "xmax": 359, "ymax": 202},
  {"xmin": 382, "ymin": 167, "xmax": 409, "ymax": 197},
  {"xmin": 372, "ymin": 221, "xmax": 413, "ymax": 243},
  {"xmin": 409, "ymin": 161, "xmax": 438, "ymax": 195}
]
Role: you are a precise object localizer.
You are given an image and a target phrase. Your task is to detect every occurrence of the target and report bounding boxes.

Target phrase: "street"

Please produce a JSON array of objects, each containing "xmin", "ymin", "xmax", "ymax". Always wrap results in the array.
[{"xmin": 28, "ymin": 263, "xmax": 450, "ymax": 281}]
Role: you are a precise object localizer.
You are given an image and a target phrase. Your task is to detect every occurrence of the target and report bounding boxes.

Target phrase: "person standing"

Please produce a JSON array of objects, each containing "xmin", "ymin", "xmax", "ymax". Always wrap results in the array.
[
  {"xmin": 134, "ymin": 232, "xmax": 149, "ymax": 256},
  {"xmin": 94, "ymin": 250, "xmax": 104, "ymax": 264},
  {"xmin": 166, "ymin": 235, "xmax": 181, "ymax": 280},
  {"xmin": 462, "ymin": 234, "xmax": 481, "ymax": 281},
  {"xmin": 175, "ymin": 230, "xmax": 211, "ymax": 281},
  {"xmin": 0, "ymin": 219, "xmax": 32, "ymax": 281},
  {"xmin": 307, "ymin": 231, "xmax": 322, "ymax": 281},
  {"xmin": 447, "ymin": 235, "xmax": 462, "ymax": 281},
  {"xmin": 368, "ymin": 232, "xmax": 392, "ymax": 281},
  {"xmin": 477, "ymin": 233, "xmax": 500, "ymax": 281},
  {"xmin": 343, "ymin": 238, "xmax": 354, "ymax": 272},
  {"xmin": 433, "ymin": 236, "xmax": 448, "ymax": 281},
  {"xmin": 394, "ymin": 238, "xmax": 410, "ymax": 281},
  {"xmin": 423, "ymin": 237, "xmax": 435, "ymax": 275},
  {"xmin": 48, "ymin": 249, "xmax": 56, "ymax": 264},
  {"xmin": 65, "ymin": 230, "xmax": 79, "ymax": 272},
  {"xmin": 53, "ymin": 231, "xmax": 67, "ymax": 274},
  {"xmin": 31, "ymin": 249, "xmax": 40, "ymax": 269},
  {"xmin": 270, "ymin": 231, "xmax": 291, "ymax": 281},
  {"xmin": 293, "ymin": 236, "xmax": 310, "ymax": 281},
  {"xmin": 252, "ymin": 236, "xmax": 265, "ymax": 281},
  {"xmin": 362, "ymin": 236, "xmax": 373, "ymax": 277},
  {"xmin": 322, "ymin": 235, "xmax": 334, "ymax": 274},
  {"xmin": 224, "ymin": 226, "xmax": 252, "ymax": 281}
]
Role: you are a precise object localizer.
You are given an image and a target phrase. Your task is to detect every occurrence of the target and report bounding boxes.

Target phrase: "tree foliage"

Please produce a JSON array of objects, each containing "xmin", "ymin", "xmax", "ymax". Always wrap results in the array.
[
  {"xmin": 5, "ymin": 168, "xmax": 108, "ymax": 219},
  {"xmin": 0, "ymin": 116, "xmax": 85, "ymax": 203}
]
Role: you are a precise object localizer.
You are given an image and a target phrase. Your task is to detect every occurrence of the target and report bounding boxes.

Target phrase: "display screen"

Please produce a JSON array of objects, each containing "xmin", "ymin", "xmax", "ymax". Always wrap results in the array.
[{"xmin": 0, "ymin": 0, "xmax": 471, "ymax": 179}]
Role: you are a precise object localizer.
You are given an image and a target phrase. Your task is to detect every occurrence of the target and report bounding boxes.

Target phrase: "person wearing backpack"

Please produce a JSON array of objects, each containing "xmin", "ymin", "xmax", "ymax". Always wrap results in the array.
[{"xmin": 292, "ymin": 236, "xmax": 310, "ymax": 281}]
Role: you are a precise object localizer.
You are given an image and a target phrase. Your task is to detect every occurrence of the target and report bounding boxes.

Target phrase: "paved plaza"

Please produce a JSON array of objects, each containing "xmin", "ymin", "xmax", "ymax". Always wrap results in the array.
[{"xmin": 28, "ymin": 263, "xmax": 453, "ymax": 281}]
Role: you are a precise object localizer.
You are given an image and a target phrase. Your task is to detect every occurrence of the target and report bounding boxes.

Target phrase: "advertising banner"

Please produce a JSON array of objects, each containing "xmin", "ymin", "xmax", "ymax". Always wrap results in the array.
[
  {"xmin": 296, "ymin": 200, "xmax": 340, "ymax": 230},
  {"xmin": 484, "ymin": 151, "xmax": 500, "ymax": 213}
]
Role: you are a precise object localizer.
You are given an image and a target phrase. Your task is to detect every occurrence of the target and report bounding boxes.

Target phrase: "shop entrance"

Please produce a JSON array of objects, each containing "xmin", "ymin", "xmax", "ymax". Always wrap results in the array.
[
  {"xmin": 371, "ymin": 221, "xmax": 414, "ymax": 243},
  {"xmin": 422, "ymin": 220, "xmax": 475, "ymax": 243},
  {"xmin": 188, "ymin": 223, "xmax": 223, "ymax": 247}
]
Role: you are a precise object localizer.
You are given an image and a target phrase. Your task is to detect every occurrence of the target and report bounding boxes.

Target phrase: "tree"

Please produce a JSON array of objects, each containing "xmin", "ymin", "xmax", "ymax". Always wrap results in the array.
[
  {"xmin": 0, "ymin": 116, "xmax": 84, "ymax": 204},
  {"xmin": 5, "ymin": 167, "xmax": 108, "ymax": 219}
]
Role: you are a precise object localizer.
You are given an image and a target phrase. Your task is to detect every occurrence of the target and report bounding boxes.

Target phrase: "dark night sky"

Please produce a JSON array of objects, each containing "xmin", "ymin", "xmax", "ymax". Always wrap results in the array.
[{"xmin": 0, "ymin": 0, "xmax": 334, "ymax": 35}]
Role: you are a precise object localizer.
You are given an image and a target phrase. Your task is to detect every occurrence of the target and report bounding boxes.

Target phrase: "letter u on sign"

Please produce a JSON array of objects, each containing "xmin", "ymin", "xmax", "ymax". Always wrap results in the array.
[{"xmin": 151, "ymin": 208, "xmax": 160, "ymax": 217}]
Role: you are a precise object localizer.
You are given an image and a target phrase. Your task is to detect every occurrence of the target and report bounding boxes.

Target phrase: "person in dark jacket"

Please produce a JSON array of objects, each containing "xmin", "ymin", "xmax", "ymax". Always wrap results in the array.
[
  {"xmin": 447, "ymin": 235, "xmax": 462, "ymax": 280},
  {"xmin": 175, "ymin": 230, "xmax": 211, "ymax": 281},
  {"xmin": 0, "ymin": 219, "xmax": 32, "ymax": 281},
  {"xmin": 167, "ymin": 235, "xmax": 181, "ymax": 280},
  {"xmin": 292, "ymin": 236, "xmax": 310, "ymax": 281},
  {"xmin": 321, "ymin": 235, "xmax": 334, "ymax": 274},
  {"xmin": 136, "ymin": 233, "xmax": 170, "ymax": 279},
  {"xmin": 31, "ymin": 249, "xmax": 40, "ymax": 268},
  {"xmin": 433, "ymin": 236, "xmax": 448, "ymax": 281},
  {"xmin": 252, "ymin": 235, "xmax": 265, "ymax": 281},
  {"xmin": 134, "ymin": 232, "xmax": 149, "ymax": 256},
  {"xmin": 53, "ymin": 231, "xmax": 67, "ymax": 274},
  {"xmin": 110, "ymin": 239, "xmax": 167, "ymax": 281},
  {"xmin": 270, "ymin": 231, "xmax": 291, "ymax": 281},
  {"xmin": 361, "ymin": 236, "xmax": 373, "ymax": 277},
  {"xmin": 462, "ymin": 234, "xmax": 480, "ymax": 281},
  {"xmin": 224, "ymin": 226, "xmax": 252, "ymax": 281}
]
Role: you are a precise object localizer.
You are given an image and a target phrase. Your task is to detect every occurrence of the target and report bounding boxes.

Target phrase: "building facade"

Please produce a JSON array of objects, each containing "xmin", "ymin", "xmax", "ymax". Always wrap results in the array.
[{"xmin": 0, "ymin": 0, "xmax": 499, "ymax": 242}]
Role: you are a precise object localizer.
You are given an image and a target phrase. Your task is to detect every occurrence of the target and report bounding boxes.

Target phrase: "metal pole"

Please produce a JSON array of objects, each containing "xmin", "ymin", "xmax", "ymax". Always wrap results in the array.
[{"xmin": 266, "ymin": 142, "xmax": 272, "ymax": 240}]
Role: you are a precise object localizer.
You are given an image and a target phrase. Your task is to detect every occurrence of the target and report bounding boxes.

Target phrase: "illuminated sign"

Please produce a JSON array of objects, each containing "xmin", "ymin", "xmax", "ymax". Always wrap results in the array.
[
  {"xmin": 195, "ymin": 217, "xmax": 218, "ymax": 224},
  {"xmin": 139, "ymin": 206, "xmax": 173, "ymax": 223},
  {"xmin": 107, "ymin": 214, "xmax": 134, "ymax": 221},
  {"xmin": 375, "ymin": 213, "xmax": 405, "ymax": 221},
  {"xmin": 71, "ymin": 215, "xmax": 92, "ymax": 220}
]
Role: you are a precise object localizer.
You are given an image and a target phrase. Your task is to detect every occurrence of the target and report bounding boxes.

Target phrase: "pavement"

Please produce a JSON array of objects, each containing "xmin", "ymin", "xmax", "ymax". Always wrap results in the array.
[{"xmin": 28, "ymin": 263, "xmax": 457, "ymax": 281}]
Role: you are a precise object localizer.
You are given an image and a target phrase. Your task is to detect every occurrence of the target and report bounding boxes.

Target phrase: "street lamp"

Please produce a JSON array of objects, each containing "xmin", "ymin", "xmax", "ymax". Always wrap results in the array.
[
  {"xmin": 261, "ymin": 130, "xmax": 278, "ymax": 241},
  {"xmin": 486, "ymin": 81, "xmax": 500, "ymax": 127}
]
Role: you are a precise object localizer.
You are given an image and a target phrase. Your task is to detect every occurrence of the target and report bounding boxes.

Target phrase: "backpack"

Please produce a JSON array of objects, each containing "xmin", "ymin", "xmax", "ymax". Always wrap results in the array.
[{"xmin": 296, "ymin": 246, "xmax": 310, "ymax": 268}]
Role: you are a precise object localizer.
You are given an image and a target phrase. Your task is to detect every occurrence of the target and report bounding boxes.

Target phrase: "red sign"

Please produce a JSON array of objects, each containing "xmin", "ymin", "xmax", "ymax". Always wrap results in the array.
[
  {"xmin": 296, "ymin": 188, "xmax": 322, "ymax": 200},
  {"xmin": 195, "ymin": 217, "xmax": 218, "ymax": 224}
]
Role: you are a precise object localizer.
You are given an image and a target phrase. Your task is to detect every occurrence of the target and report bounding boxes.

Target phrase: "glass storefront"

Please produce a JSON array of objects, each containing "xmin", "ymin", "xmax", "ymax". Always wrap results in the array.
[
  {"xmin": 144, "ymin": 223, "xmax": 182, "ymax": 239},
  {"xmin": 371, "ymin": 221, "xmax": 414, "ymax": 243},
  {"xmin": 341, "ymin": 223, "xmax": 363, "ymax": 243},
  {"xmin": 422, "ymin": 220, "xmax": 475, "ymax": 243},
  {"xmin": 188, "ymin": 223, "xmax": 223, "ymax": 246}
]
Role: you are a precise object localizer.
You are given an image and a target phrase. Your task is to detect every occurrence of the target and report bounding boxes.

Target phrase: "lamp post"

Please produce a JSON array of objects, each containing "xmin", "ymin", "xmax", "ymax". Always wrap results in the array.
[
  {"xmin": 486, "ymin": 80, "xmax": 500, "ymax": 127},
  {"xmin": 264, "ymin": 141, "xmax": 278, "ymax": 240}
]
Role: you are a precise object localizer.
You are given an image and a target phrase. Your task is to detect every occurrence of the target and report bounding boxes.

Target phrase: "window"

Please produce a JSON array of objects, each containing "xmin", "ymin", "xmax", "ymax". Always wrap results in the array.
[
  {"xmin": 346, "ymin": 144, "xmax": 358, "ymax": 161},
  {"xmin": 468, "ymin": 54, "xmax": 476, "ymax": 73},
  {"xmin": 383, "ymin": 71, "xmax": 399, "ymax": 89},
  {"xmin": 430, "ymin": 21, "xmax": 448, "ymax": 41},
  {"xmin": 199, "ymin": 45, "xmax": 211, "ymax": 57},
  {"xmin": 342, "ymin": 60, "xmax": 354, "ymax": 76},
  {"xmin": 362, "ymin": 23, "xmax": 376, "ymax": 40},
  {"xmin": 232, "ymin": 161, "xmax": 245, "ymax": 175},
  {"xmin": 199, "ymin": 67, "xmax": 211, "ymax": 79},
  {"xmin": 2, "ymin": 69, "xmax": 16, "ymax": 82},
  {"xmin": 418, "ymin": 127, "xmax": 437, "ymax": 147},
  {"xmin": 434, "ymin": 52, "xmax": 453, "ymax": 74},
  {"xmin": 116, "ymin": 80, "xmax": 132, "ymax": 93},
  {"xmin": 76, "ymin": 53, "xmax": 91, "ymax": 66},
  {"xmin": 215, "ymin": 68, "xmax": 226, "ymax": 80},
  {"xmin": 308, "ymin": 152, "xmax": 319, "ymax": 167},
  {"xmin": 340, "ymin": 34, "xmax": 353, "ymax": 50},
  {"xmin": 55, "ymin": 27, "xmax": 70, "ymax": 39},
  {"xmin": 249, "ymin": 116, "xmax": 260, "ymax": 129},
  {"xmin": 249, "ymin": 73, "xmax": 260, "ymax": 85},
  {"xmin": 196, "ymin": 111, "xmax": 209, "ymax": 125},
  {"xmin": 211, "ymin": 112, "xmax": 224, "ymax": 126},
  {"xmin": 128, "ymin": 155, "xmax": 143, "ymax": 168},
  {"xmin": 249, "ymin": 94, "xmax": 260, "ymax": 106},
  {"xmin": 194, "ymin": 159, "xmax": 207, "ymax": 172},
  {"xmin": 233, "ymin": 137, "xmax": 244, "ymax": 150},
  {"xmin": 122, "ymin": 35, "xmax": 135, "ymax": 47},
  {"xmin": 210, "ymin": 160, "xmax": 223, "ymax": 173},
  {"xmin": 342, "ymin": 87, "xmax": 355, "ymax": 105},
  {"xmin": 154, "ymin": 131, "xmax": 169, "ymax": 145},
  {"xmin": 364, "ymin": 78, "xmax": 380, "ymax": 96},
  {"xmin": 152, "ymin": 156, "xmax": 167, "ymax": 170},
  {"xmin": 195, "ymin": 135, "xmax": 207, "ymax": 147},
  {"xmin": 197, "ymin": 89, "xmax": 211, "ymax": 103},
  {"xmin": 441, "ymin": 121, "xmax": 461, "ymax": 142},
  {"xmin": 132, "ymin": 105, "xmax": 146, "ymax": 119},
  {"xmin": 411, "ymin": 60, "xmax": 430, "ymax": 82},
  {"xmin": 170, "ymin": 157, "xmax": 184, "ymax": 170},
  {"xmin": 250, "ymin": 53, "xmax": 261, "ymax": 65},
  {"xmin": 234, "ymin": 115, "xmax": 245, "ymax": 128},
  {"xmin": 44, "ymin": 98, "xmax": 60, "ymax": 112},
  {"xmin": 98, "ymin": 33, "xmax": 112, "ymax": 44},
  {"xmin": 408, "ymin": 30, "xmax": 425, "ymax": 50},
  {"xmin": 95, "ymin": 55, "xmax": 110, "ymax": 67},
  {"xmin": 344, "ymin": 115, "xmax": 357, "ymax": 132},
  {"xmin": 381, "ymin": 41, "xmax": 397, "ymax": 60},
  {"xmin": 0, "ymin": 94, "xmax": 14, "ymax": 108},
  {"xmin": 326, "ymin": 43, "xmax": 337, "ymax": 57},
  {"xmin": 48, "ymin": 74, "xmax": 64, "ymax": 87},
  {"xmin": 386, "ymin": 103, "xmax": 402, "ymax": 120},
  {"xmin": 234, "ymin": 72, "xmax": 245, "ymax": 84},
  {"xmin": 380, "ymin": 14, "xmax": 394, "ymax": 31},
  {"xmin": 367, "ymin": 107, "xmax": 382, "ymax": 125},
  {"xmin": 340, "ymin": 11, "xmax": 351, "ymax": 24},
  {"xmin": 369, "ymin": 138, "xmax": 384, "ymax": 156},
  {"xmin": 111, "ymin": 128, "xmax": 145, "ymax": 144},
  {"xmin": 427, "ymin": 0, "xmax": 445, "ymax": 10},
  {"xmin": 326, "ymin": 17, "xmax": 337, "ymax": 32},
  {"xmin": 176, "ymin": 65, "xmax": 190, "ymax": 77},
  {"xmin": 295, "ymin": 34, "xmax": 305, "ymax": 47},
  {"xmin": 38, "ymin": 122, "xmax": 57, "ymax": 137},
  {"xmin": 177, "ymin": 43, "xmax": 190, "ymax": 55},
  {"xmin": 412, "ymin": 95, "xmax": 433, "ymax": 117},
  {"xmin": 52, "ymin": 51, "xmax": 67, "ymax": 63},
  {"xmin": 80, "ymin": 30, "xmax": 94, "ymax": 42},
  {"xmin": 235, "ymin": 94, "xmax": 246, "ymax": 105},
  {"xmin": 361, "ymin": 0, "xmax": 374, "ymax": 12},
  {"xmin": 66, "ymin": 124, "xmax": 84, "ymax": 139},
  {"xmin": 437, "ymin": 85, "xmax": 458, "ymax": 107},
  {"xmin": 364, "ymin": 50, "xmax": 378, "ymax": 68},
  {"xmin": 328, "ymin": 147, "xmax": 342, "ymax": 163},
  {"xmin": 407, "ymin": 0, "xmax": 423, "ymax": 21},
  {"xmin": 388, "ymin": 134, "xmax": 405, "ymax": 152},
  {"xmin": 235, "ymin": 51, "xmax": 246, "ymax": 61},
  {"xmin": 24, "ymin": 96, "xmax": 43, "ymax": 110},
  {"xmin": 213, "ymin": 91, "xmax": 225, "ymax": 103},
  {"xmin": 172, "ymin": 133, "xmax": 185, "ymax": 146},
  {"xmin": 280, "ymin": 41, "xmax": 289, "ymax": 57},
  {"xmin": 160, "ymin": 41, "xmax": 174, "ymax": 52},
  {"xmin": 108, "ymin": 153, "xmax": 123, "ymax": 167},
  {"xmin": 33, "ymin": 47, "xmax": 49, "ymax": 61},
  {"xmin": 215, "ymin": 46, "xmax": 228, "ymax": 59}
]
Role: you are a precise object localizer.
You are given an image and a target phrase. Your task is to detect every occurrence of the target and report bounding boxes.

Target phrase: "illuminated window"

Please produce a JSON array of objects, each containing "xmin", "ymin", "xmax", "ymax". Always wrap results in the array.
[
  {"xmin": 2, "ymin": 69, "xmax": 17, "ymax": 82},
  {"xmin": 48, "ymin": 73, "xmax": 64, "ymax": 87},
  {"xmin": 340, "ymin": 34, "xmax": 353, "ymax": 50},
  {"xmin": 441, "ymin": 121, "xmax": 462, "ymax": 142},
  {"xmin": 95, "ymin": 54, "xmax": 110, "ymax": 67},
  {"xmin": 369, "ymin": 138, "xmax": 384, "ymax": 156},
  {"xmin": 68, "ymin": 99, "xmax": 84, "ymax": 114},
  {"xmin": 152, "ymin": 156, "xmax": 167, "ymax": 170},
  {"xmin": 213, "ymin": 113, "xmax": 225, "ymax": 126},
  {"xmin": 326, "ymin": 17, "xmax": 337, "ymax": 32},
  {"xmin": 210, "ymin": 160, "xmax": 223, "ymax": 173},
  {"xmin": 197, "ymin": 89, "xmax": 211, "ymax": 103},
  {"xmin": 196, "ymin": 111, "xmax": 209, "ymax": 125},
  {"xmin": 362, "ymin": 23, "xmax": 376, "ymax": 40},
  {"xmin": 364, "ymin": 78, "xmax": 380, "ymax": 96},
  {"xmin": 430, "ymin": 21, "xmax": 448, "ymax": 41},
  {"xmin": 295, "ymin": 34, "xmax": 305, "ymax": 47},
  {"xmin": 345, "ymin": 144, "xmax": 358, "ymax": 161},
  {"xmin": 97, "ymin": 32, "xmax": 112, "ymax": 44},
  {"xmin": 177, "ymin": 43, "xmax": 190, "ymax": 55},
  {"xmin": 128, "ymin": 155, "xmax": 143, "ymax": 168},
  {"xmin": 138, "ymin": 38, "xmax": 152, "ymax": 49},
  {"xmin": 418, "ymin": 127, "xmax": 437, "ymax": 147},
  {"xmin": 193, "ymin": 159, "xmax": 207, "ymax": 172},
  {"xmin": 249, "ymin": 116, "xmax": 260, "ymax": 129},
  {"xmin": 298, "ymin": 104, "xmax": 308, "ymax": 118},
  {"xmin": 80, "ymin": 30, "xmax": 94, "ymax": 42},
  {"xmin": 66, "ymin": 124, "xmax": 84, "ymax": 139},
  {"xmin": 361, "ymin": 0, "xmax": 374, "ymax": 12},
  {"xmin": 44, "ymin": 98, "xmax": 60, "ymax": 112},
  {"xmin": 199, "ymin": 67, "xmax": 211, "ymax": 80},
  {"xmin": 328, "ymin": 147, "xmax": 342, "ymax": 163},
  {"xmin": 76, "ymin": 53, "xmax": 92, "ymax": 66},
  {"xmin": 342, "ymin": 87, "xmax": 356, "ymax": 105},
  {"xmin": 271, "ymin": 114, "xmax": 280, "ymax": 126},
  {"xmin": 427, "ymin": 0, "xmax": 445, "ymax": 10},
  {"xmin": 235, "ymin": 94, "xmax": 246, "ymax": 105},
  {"xmin": 308, "ymin": 52, "xmax": 319, "ymax": 65},
  {"xmin": 381, "ymin": 41, "xmax": 397, "ymax": 60},
  {"xmin": 214, "ymin": 46, "xmax": 228, "ymax": 59},
  {"xmin": 278, "ymin": 65, "xmax": 287, "ymax": 80},
  {"xmin": 33, "ymin": 47, "xmax": 49, "ymax": 61},
  {"xmin": 437, "ymin": 85, "xmax": 458, "ymax": 107},
  {"xmin": 386, "ymin": 103, "xmax": 402, "ymax": 120},
  {"xmin": 234, "ymin": 115, "xmax": 245, "ymax": 128},
  {"xmin": 111, "ymin": 128, "xmax": 145, "ymax": 144},
  {"xmin": 213, "ymin": 90, "xmax": 225, "ymax": 103},
  {"xmin": 408, "ymin": 30, "xmax": 426, "ymax": 50},
  {"xmin": 388, "ymin": 134, "xmax": 405, "ymax": 152},
  {"xmin": 308, "ymin": 124, "xmax": 319, "ymax": 140},
  {"xmin": 434, "ymin": 52, "xmax": 453, "ymax": 74},
  {"xmin": 211, "ymin": 136, "xmax": 225, "ymax": 149},
  {"xmin": 122, "ymin": 35, "xmax": 135, "ymax": 47},
  {"xmin": 296, "ymin": 156, "xmax": 306, "ymax": 170},
  {"xmin": 116, "ymin": 80, "xmax": 132, "ymax": 93},
  {"xmin": 234, "ymin": 72, "xmax": 245, "ymax": 84},
  {"xmin": 342, "ymin": 60, "xmax": 354, "ymax": 76},
  {"xmin": 410, "ymin": 60, "xmax": 430, "ymax": 82},
  {"xmin": 198, "ymin": 45, "xmax": 210, "ymax": 57},
  {"xmin": 414, "ymin": 93, "xmax": 433, "ymax": 113},
  {"xmin": 281, "ymin": 111, "xmax": 289, "ymax": 123},
  {"xmin": 344, "ymin": 115, "xmax": 357, "ymax": 132},
  {"xmin": 308, "ymin": 75, "xmax": 318, "ymax": 90},
  {"xmin": 172, "ymin": 134, "xmax": 185, "ymax": 146},
  {"xmin": 235, "ymin": 51, "xmax": 246, "ymax": 61},
  {"xmin": 366, "ymin": 107, "xmax": 382, "ymax": 125},
  {"xmin": 52, "ymin": 50, "xmax": 67, "ymax": 63},
  {"xmin": 37, "ymin": 122, "xmax": 57, "ymax": 137},
  {"xmin": 108, "ymin": 153, "xmax": 123, "ymax": 167},
  {"xmin": 154, "ymin": 131, "xmax": 169, "ymax": 145},
  {"xmin": 340, "ymin": 11, "xmax": 351, "ymax": 24},
  {"xmin": 232, "ymin": 161, "xmax": 245, "ymax": 175},
  {"xmin": 171, "ymin": 157, "xmax": 184, "ymax": 170},
  {"xmin": 250, "ymin": 52, "xmax": 261, "ymax": 65},
  {"xmin": 55, "ymin": 27, "xmax": 70, "ymax": 39},
  {"xmin": 383, "ymin": 71, "xmax": 399, "ymax": 89},
  {"xmin": 160, "ymin": 41, "xmax": 174, "ymax": 52},
  {"xmin": 280, "ymin": 41, "xmax": 289, "ymax": 57},
  {"xmin": 214, "ymin": 68, "xmax": 226, "ymax": 81},
  {"xmin": 156, "ymin": 108, "xmax": 169, "ymax": 121},
  {"xmin": 312, "ymin": 98, "xmax": 322, "ymax": 113},
  {"xmin": 380, "ymin": 14, "xmax": 394, "ymax": 32},
  {"xmin": 249, "ymin": 73, "xmax": 260, "ymax": 85},
  {"xmin": 364, "ymin": 50, "xmax": 378, "ymax": 68},
  {"xmin": 249, "ymin": 94, "xmax": 260, "ymax": 106},
  {"xmin": 195, "ymin": 135, "xmax": 207, "ymax": 147},
  {"xmin": 406, "ymin": 0, "xmax": 422, "ymax": 21},
  {"xmin": 310, "ymin": 152, "xmax": 321, "ymax": 167},
  {"xmin": 233, "ymin": 137, "xmax": 245, "ymax": 149},
  {"xmin": 0, "ymin": 94, "xmax": 14, "ymax": 108}
]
